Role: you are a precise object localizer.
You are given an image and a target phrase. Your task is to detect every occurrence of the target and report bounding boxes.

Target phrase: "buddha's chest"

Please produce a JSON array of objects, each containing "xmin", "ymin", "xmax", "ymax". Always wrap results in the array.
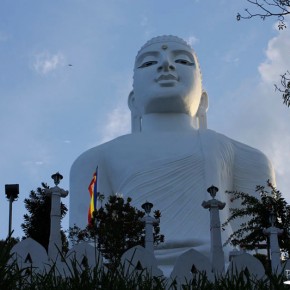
[{"xmin": 105, "ymin": 133, "xmax": 205, "ymax": 190}]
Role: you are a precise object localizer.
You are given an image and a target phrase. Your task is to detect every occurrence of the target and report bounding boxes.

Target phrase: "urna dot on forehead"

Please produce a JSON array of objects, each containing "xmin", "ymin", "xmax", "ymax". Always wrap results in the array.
[{"xmin": 135, "ymin": 35, "xmax": 202, "ymax": 84}]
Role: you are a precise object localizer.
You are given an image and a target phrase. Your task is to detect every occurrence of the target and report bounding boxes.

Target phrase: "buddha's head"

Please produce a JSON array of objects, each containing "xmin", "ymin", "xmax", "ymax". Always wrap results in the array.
[{"xmin": 129, "ymin": 35, "xmax": 204, "ymax": 118}]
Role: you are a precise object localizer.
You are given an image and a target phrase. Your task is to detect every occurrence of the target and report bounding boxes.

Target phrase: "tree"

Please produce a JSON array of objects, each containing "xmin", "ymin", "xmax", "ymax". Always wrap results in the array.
[
  {"xmin": 223, "ymin": 181, "xmax": 290, "ymax": 258},
  {"xmin": 275, "ymin": 70, "xmax": 290, "ymax": 107},
  {"xmin": 21, "ymin": 183, "xmax": 68, "ymax": 253},
  {"xmin": 68, "ymin": 195, "xmax": 164, "ymax": 269},
  {"xmin": 237, "ymin": 0, "xmax": 290, "ymax": 29},
  {"xmin": 0, "ymin": 237, "xmax": 19, "ymax": 253},
  {"xmin": 237, "ymin": 1, "xmax": 290, "ymax": 107}
]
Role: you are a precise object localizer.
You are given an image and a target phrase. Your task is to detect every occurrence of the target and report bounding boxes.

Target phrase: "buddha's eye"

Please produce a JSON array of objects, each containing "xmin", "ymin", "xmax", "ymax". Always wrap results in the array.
[
  {"xmin": 138, "ymin": 61, "xmax": 158, "ymax": 68},
  {"xmin": 175, "ymin": 59, "xmax": 194, "ymax": 66}
]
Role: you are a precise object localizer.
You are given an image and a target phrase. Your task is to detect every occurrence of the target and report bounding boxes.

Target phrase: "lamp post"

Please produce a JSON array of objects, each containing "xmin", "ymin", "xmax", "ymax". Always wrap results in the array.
[
  {"xmin": 263, "ymin": 209, "xmax": 283, "ymax": 273},
  {"xmin": 44, "ymin": 172, "xmax": 68, "ymax": 262},
  {"xmin": 5, "ymin": 184, "xmax": 19, "ymax": 237},
  {"xmin": 141, "ymin": 201, "xmax": 159, "ymax": 253},
  {"xmin": 202, "ymin": 185, "xmax": 225, "ymax": 273}
]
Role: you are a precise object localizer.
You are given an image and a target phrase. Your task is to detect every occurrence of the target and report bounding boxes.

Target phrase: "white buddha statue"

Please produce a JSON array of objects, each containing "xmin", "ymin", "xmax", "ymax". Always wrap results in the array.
[{"xmin": 70, "ymin": 35, "xmax": 275, "ymax": 271}]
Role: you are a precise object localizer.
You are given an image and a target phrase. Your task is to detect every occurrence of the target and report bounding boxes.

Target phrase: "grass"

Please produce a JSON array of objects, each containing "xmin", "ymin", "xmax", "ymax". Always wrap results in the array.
[{"xmin": 1, "ymin": 239, "xmax": 290, "ymax": 290}]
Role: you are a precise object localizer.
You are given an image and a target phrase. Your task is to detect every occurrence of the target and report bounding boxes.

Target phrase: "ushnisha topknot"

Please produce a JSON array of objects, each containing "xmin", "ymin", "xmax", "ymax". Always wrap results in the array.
[
  {"xmin": 137, "ymin": 35, "xmax": 192, "ymax": 56},
  {"xmin": 135, "ymin": 35, "xmax": 202, "ymax": 83}
]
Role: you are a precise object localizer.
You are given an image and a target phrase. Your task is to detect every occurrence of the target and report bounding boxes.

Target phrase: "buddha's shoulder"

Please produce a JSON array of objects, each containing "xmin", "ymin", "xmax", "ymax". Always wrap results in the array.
[
  {"xmin": 71, "ymin": 134, "xmax": 133, "ymax": 165},
  {"xmin": 225, "ymin": 134, "xmax": 268, "ymax": 161},
  {"xmin": 72, "ymin": 130, "xmax": 270, "ymax": 165},
  {"xmin": 211, "ymin": 130, "xmax": 272, "ymax": 167},
  {"xmin": 201, "ymin": 129, "xmax": 270, "ymax": 162}
]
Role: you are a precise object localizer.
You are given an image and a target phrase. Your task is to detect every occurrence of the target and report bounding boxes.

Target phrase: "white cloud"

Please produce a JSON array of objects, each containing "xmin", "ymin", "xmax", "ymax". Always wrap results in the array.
[
  {"xmin": 187, "ymin": 35, "xmax": 199, "ymax": 46},
  {"xmin": 222, "ymin": 52, "xmax": 240, "ymax": 64},
  {"xmin": 100, "ymin": 106, "xmax": 130, "ymax": 143},
  {"xmin": 33, "ymin": 51, "xmax": 65, "ymax": 75},
  {"xmin": 216, "ymin": 26, "xmax": 290, "ymax": 198},
  {"xmin": 258, "ymin": 27, "xmax": 290, "ymax": 84}
]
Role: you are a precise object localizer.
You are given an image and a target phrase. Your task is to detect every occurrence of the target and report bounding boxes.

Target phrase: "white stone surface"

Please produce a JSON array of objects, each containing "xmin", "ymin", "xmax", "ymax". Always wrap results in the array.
[
  {"xmin": 227, "ymin": 253, "xmax": 265, "ymax": 280},
  {"xmin": 70, "ymin": 35, "xmax": 275, "ymax": 271},
  {"xmin": 282, "ymin": 259, "xmax": 290, "ymax": 276},
  {"xmin": 120, "ymin": 245, "xmax": 163, "ymax": 277},
  {"xmin": 142, "ymin": 212, "xmax": 159, "ymax": 253},
  {"xmin": 264, "ymin": 225, "xmax": 283, "ymax": 273},
  {"xmin": 170, "ymin": 248, "xmax": 214, "ymax": 284},
  {"xmin": 9, "ymin": 237, "xmax": 49, "ymax": 272},
  {"xmin": 66, "ymin": 242, "xmax": 104, "ymax": 273},
  {"xmin": 45, "ymin": 185, "xmax": 68, "ymax": 262},
  {"xmin": 202, "ymin": 188, "xmax": 225, "ymax": 273}
]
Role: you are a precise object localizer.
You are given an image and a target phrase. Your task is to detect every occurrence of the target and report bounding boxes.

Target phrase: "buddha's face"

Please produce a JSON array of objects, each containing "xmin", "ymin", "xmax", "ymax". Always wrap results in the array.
[{"xmin": 132, "ymin": 40, "xmax": 202, "ymax": 116}]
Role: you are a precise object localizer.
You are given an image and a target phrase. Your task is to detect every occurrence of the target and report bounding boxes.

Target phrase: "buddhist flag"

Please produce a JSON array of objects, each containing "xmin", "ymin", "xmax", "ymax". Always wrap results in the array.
[{"xmin": 88, "ymin": 167, "xmax": 98, "ymax": 225}]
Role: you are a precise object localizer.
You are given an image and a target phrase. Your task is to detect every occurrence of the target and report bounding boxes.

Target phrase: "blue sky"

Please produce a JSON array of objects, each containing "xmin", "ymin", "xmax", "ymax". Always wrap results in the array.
[{"xmin": 0, "ymin": 0, "xmax": 289, "ymax": 240}]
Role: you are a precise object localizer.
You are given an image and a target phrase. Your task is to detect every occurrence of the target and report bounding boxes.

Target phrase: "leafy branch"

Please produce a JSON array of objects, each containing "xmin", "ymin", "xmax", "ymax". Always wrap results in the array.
[
  {"xmin": 223, "ymin": 180, "xmax": 290, "ymax": 257},
  {"xmin": 275, "ymin": 70, "xmax": 290, "ymax": 107},
  {"xmin": 237, "ymin": 0, "xmax": 290, "ymax": 30},
  {"xmin": 68, "ymin": 195, "xmax": 164, "ymax": 269}
]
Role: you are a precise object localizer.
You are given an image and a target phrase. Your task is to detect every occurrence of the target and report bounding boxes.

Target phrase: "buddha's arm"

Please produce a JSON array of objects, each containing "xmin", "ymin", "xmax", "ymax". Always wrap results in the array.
[
  {"xmin": 233, "ymin": 142, "xmax": 275, "ymax": 193},
  {"xmin": 228, "ymin": 141, "xmax": 275, "ymax": 233}
]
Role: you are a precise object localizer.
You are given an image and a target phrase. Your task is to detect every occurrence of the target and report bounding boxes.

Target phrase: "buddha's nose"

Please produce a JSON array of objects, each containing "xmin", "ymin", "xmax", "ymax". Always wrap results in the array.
[{"xmin": 158, "ymin": 56, "xmax": 175, "ymax": 72}]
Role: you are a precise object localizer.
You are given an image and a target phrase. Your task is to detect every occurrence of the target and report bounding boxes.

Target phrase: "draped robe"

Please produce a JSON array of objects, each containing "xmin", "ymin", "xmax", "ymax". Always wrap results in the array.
[{"xmin": 70, "ymin": 128, "xmax": 275, "ymax": 269}]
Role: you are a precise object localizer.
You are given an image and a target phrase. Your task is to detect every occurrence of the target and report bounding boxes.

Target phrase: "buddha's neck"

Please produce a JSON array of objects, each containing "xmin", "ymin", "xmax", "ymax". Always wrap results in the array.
[{"xmin": 141, "ymin": 113, "xmax": 195, "ymax": 132}]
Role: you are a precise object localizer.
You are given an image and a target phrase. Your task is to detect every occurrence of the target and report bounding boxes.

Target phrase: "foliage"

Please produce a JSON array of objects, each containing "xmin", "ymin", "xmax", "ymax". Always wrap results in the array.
[
  {"xmin": 237, "ymin": 0, "xmax": 290, "ymax": 30},
  {"xmin": 237, "ymin": 1, "xmax": 290, "ymax": 107},
  {"xmin": 0, "ymin": 236, "xmax": 19, "ymax": 252},
  {"xmin": 254, "ymin": 253, "xmax": 272, "ymax": 273},
  {"xmin": 0, "ymin": 237, "xmax": 28, "ymax": 290},
  {"xmin": 223, "ymin": 181, "xmax": 290, "ymax": 257},
  {"xmin": 275, "ymin": 70, "xmax": 290, "ymax": 107},
  {"xmin": 1, "ymin": 240, "xmax": 290, "ymax": 290},
  {"xmin": 21, "ymin": 182, "xmax": 68, "ymax": 253},
  {"xmin": 67, "ymin": 224, "xmax": 96, "ymax": 246},
  {"xmin": 1, "ymin": 255, "xmax": 290, "ymax": 290},
  {"xmin": 68, "ymin": 195, "xmax": 164, "ymax": 269}
]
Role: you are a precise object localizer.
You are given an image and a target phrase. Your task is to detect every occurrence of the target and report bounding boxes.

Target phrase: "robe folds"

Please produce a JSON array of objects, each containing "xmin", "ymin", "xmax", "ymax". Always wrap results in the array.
[{"xmin": 70, "ymin": 129, "xmax": 275, "ymax": 268}]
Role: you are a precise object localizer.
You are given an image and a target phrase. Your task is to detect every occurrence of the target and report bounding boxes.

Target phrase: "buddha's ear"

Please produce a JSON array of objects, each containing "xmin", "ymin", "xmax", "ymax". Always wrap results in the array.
[
  {"xmin": 199, "ymin": 91, "xmax": 209, "ymax": 111},
  {"xmin": 196, "ymin": 91, "xmax": 209, "ymax": 129},
  {"xmin": 128, "ymin": 91, "xmax": 136, "ymax": 111},
  {"xmin": 128, "ymin": 91, "xmax": 141, "ymax": 133}
]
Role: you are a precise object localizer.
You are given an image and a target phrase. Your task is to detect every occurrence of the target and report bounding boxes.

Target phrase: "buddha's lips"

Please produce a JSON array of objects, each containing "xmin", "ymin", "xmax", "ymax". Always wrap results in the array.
[{"xmin": 156, "ymin": 74, "xmax": 178, "ymax": 82}]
